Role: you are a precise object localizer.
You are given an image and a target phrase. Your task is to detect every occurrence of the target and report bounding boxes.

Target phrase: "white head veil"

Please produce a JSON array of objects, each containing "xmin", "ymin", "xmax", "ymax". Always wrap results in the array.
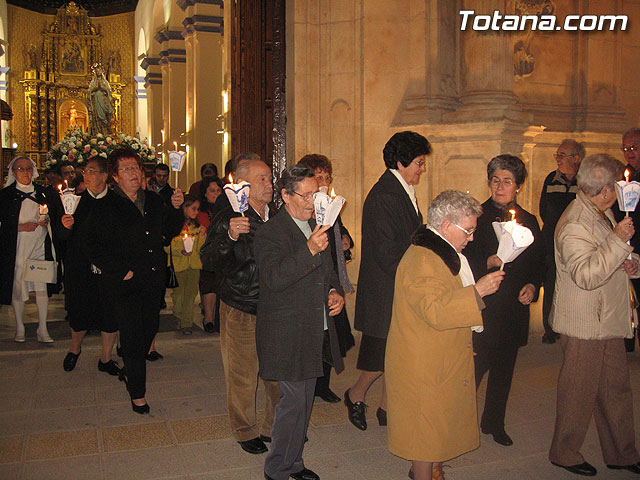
[{"xmin": 5, "ymin": 156, "xmax": 39, "ymax": 186}]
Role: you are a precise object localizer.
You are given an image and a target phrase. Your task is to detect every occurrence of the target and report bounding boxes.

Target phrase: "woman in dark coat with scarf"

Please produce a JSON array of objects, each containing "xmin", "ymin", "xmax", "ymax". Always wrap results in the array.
[
  {"xmin": 462, "ymin": 154, "xmax": 543, "ymax": 447},
  {"xmin": 0, "ymin": 156, "xmax": 59, "ymax": 343}
]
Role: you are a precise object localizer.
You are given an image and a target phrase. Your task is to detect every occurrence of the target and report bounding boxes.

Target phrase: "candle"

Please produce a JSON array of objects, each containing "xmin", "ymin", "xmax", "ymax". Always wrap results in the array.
[
  {"xmin": 625, "ymin": 169, "xmax": 630, "ymax": 183},
  {"xmin": 64, "ymin": 179, "xmax": 69, "ymax": 189},
  {"xmin": 182, "ymin": 232, "xmax": 194, "ymax": 253},
  {"xmin": 58, "ymin": 184, "xmax": 63, "ymax": 194},
  {"xmin": 223, "ymin": 174, "xmax": 250, "ymax": 216},
  {"xmin": 509, "ymin": 209, "xmax": 516, "ymax": 222},
  {"xmin": 330, "ymin": 187, "xmax": 336, "ymax": 198},
  {"xmin": 38, "ymin": 204, "xmax": 48, "ymax": 216}
]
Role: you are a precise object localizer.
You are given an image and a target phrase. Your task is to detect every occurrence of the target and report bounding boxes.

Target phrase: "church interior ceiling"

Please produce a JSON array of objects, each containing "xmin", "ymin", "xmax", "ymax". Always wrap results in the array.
[{"xmin": 7, "ymin": 0, "xmax": 138, "ymax": 16}]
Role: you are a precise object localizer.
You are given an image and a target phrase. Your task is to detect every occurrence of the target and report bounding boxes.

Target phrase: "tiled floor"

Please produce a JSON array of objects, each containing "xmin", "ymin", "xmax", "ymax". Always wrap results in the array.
[{"xmin": 2, "ymin": 295, "xmax": 640, "ymax": 479}]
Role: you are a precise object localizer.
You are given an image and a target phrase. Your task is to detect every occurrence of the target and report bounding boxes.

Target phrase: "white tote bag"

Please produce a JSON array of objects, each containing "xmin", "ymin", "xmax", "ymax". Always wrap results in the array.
[{"xmin": 24, "ymin": 223, "xmax": 57, "ymax": 284}]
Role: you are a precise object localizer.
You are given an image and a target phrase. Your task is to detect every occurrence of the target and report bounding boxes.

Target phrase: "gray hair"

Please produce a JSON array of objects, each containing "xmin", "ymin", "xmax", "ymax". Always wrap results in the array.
[
  {"xmin": 576, "ymin": 154, "xmax": 624, "ymax": 196},
  {"xmin": 427, "ymin": 190, "xmax": 483, "ymax": 229},
  {"xmin": 560, "ymin": 139, "xmax": 586, "ymax": 161},
  {"xmin": 235, "ymin": 157, "xmax": 266, "ymax": 182},
  {"xmin": 487, "ymin": 154, "xmax": 527, "ymax": 186},
  {"xmin": 277, "ymin": 164, "xmax": 315, "ymax": 195}
]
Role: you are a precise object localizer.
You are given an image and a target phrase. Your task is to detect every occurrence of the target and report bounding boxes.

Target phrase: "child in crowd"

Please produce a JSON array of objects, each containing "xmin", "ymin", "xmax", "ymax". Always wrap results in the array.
[{"xmin": 166, "ymin": 195, "xmax": 205, "ymax": 334}]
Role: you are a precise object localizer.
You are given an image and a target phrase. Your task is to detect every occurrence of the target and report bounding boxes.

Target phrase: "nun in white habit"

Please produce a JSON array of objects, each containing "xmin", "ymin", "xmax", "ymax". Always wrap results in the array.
[{"xmin": 0, "ymin": 156, "xmax": 56, "ymax": 342}]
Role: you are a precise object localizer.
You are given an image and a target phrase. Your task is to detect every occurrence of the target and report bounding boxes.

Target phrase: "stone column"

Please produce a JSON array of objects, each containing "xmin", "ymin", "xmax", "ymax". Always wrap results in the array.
[
  {"xmin": 447, "ymin": 0, "xmax": 529, "ymax": 123},
  {"xmin": 179, "ymin": 0, "xmax": 224, "ymax": 182},
  {"xmin": 141, "ymin": 56, "xmax": 163, "ymax": 158},
  {"xmin": 155, "ymin": 28, "xmax": 187, "ymax": 189}
]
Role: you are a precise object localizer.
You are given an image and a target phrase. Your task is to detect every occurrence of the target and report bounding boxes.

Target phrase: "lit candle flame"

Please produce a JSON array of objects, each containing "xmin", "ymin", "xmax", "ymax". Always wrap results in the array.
[
  {"xmin": 64, "ymin": 179, "xmax": 69, "ymax": 189},
  {"xmin": 183, "ymin": 233, "xmax": 188, "ymax": 239},
  {"xmin": 625, "ymin": 169, "xmax": 630, "ymax": 182},
  {"xmin": 173, "ymin": 141, "xmax": 178, "ymax": 150},
  {"xmin": 509, "ymin": 209, "xmax": 516, "ymax": 222},
  {"xmin": 58, "ymin": 184, "xmax": 63, "ymax": 194},
  {"xmin": 228, "ymin": 173, "xmax": 234, "ymax": 184},
  {"xmin": 330, "ymin": 187, "xmax": 336, "ymax": 198}
]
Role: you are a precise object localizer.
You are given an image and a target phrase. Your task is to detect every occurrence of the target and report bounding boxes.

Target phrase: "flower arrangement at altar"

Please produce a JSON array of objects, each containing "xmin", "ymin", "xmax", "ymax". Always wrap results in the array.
[{"xmin": 46, "ymin": 128, "xmax": 157, "ymax": 168}]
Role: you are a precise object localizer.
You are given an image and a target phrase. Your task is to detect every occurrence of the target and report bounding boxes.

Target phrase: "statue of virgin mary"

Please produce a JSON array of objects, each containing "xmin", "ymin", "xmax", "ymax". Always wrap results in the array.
[{"xmin": 88, "ymin": 63, "xmax": 113, "ymax": 135}]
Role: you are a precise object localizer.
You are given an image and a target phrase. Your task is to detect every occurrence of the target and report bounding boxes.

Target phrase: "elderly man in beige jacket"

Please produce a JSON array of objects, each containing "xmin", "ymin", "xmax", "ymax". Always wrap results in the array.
[{"xmin": 549, "ymin": 154, "xmax": 640, "ymax": 477}]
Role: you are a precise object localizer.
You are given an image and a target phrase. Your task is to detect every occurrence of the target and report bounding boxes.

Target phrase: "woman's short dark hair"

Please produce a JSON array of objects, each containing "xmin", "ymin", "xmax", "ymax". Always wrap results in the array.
[
  {"xmin": 86, "ymin": 156, "xmax": 107, "ymax": 173},
  {"xmin": 57, "ymin": 160, "xmax": 74, "ymax": 174},
  {"xmin": 200, "ymin": 162, "xmax": 218, "ymax": 177},
  {"xmin": 108, "ymin": 148, "xmax": 142, "ymax": 177},
  {"xmin": 278, "ymin": 164, "xmax": 315, "ymax": 195},
  {"xmin": 383, "ymin": 131, "xmax": 431, "ymax": 169},
  {"xmin": 298, "ymin": 154, "xmax": 332, "ymax": 175},
  {"xmin": 487, "ymin": 154, "xmax": 528, "ymax": 186},
  {"xmin": 200, "ymin": 175, "xmax": 225, "ymax": 213}
]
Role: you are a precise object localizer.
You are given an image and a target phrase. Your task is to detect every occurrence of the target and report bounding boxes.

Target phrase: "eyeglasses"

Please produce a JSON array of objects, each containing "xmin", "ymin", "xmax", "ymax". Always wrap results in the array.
[
  {"xmin": 452, "ymin": 223, "xmax": 476, "ymax": 236},
  {"xmin": 622, "ymin": 145, "xmax": 639, "ymax": 153},
  {"xmin": 413, "ymin": 159, "xmax": 426, "ymax": 167},
  {"xmin": 489, "ymin": 177, "xmax": 515, "ymax": 187},
  {"xmin": 14, "ymin": 167, "xmax": 33, "ymax": 172},
  {"xmin": 315, "ymin": 174, "xmax": 332, "ymax": 183},
  {"xmin": 293, "ymin": 191, "xmax": 315, "ymax": 202},
  {"xmin": 84, "ymin": 168, "xmax": 105, "ymax": 175},
  {"xmin": 554, "ymin": 152, "xmax": 576, "ymax": 159},
  {"xmin": 118, "ymin": 166, "xmax": 141, "ymax": 173}
]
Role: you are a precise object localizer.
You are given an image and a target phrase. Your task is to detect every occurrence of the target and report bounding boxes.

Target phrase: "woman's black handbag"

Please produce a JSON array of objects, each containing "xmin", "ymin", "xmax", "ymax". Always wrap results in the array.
[{"xmin": 166, "ymin": 244, "xmax": 179, "ymax": 288}]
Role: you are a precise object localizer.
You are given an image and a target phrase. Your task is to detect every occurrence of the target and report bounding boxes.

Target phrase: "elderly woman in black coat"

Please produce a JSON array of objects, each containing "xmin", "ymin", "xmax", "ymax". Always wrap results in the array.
[
  {"xmin": 0, "ymin": 156, "xmax": 58, "ymax": 343},
  {"xmin": 462, "ymin": 154, "xmax": 543, "ymax": 447}
]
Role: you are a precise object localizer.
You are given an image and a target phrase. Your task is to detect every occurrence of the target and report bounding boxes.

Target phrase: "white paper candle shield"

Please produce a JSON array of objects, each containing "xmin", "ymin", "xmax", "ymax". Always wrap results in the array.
[
  {"xmin": 492, "ymin": 221, "xmax": 534, "ymax": 264},
  {"xmin": 223, "ymin": 181, "xmax": 250, "ymax": 213},
  {"xmin": 182, "ymin": 235, "xmax": 194, "ymax": 253},
  {"xmin": 313, "ymin": 191, "xmax": 346, "ymax": 226},
  {"xmin": 168, "ymin": 151, "xmax": 187, "ymax": 172},
  {"xmin": 615, "ymin": 180, "xmax": 640, "ymax": 212},
  {"xmin": 60, "ymin": 191, "xmax": 81, "ymax": 215},
  {"xmin": 38, "ymin": 204, "xmax": 48, "ymax": 216}
]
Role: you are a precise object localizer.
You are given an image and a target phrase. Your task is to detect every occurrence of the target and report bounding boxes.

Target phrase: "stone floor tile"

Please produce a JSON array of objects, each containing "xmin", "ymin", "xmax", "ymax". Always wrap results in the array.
[
  {"xmin": 0, "ymin": 463, "xmax": 21, "ymax": 480},
  {"xmin": 25, "ymin": 429, "xmax": 98, "ymax": 460},
  {"xmin": 35, "ymin": 371, "xmax": 95, "ymax": 391},
  {"xmin": 98, "ymin": 402, "xmax": 166, "ymax": 427},
  {"xmin": 0, "ymin": 392, "xmax": 34, "ymax": 412},
  {"xmin": 147, "ymin": 379, "xmax": 224, "ymax": 400},
  {"xmin": 0, "ymin": 374, "xmax": 35, "ymax": 395},
  {"xmin": 29, "ymin": 406, "xmax": 100, "ymax": 434},
  {"xmin": 23, "ymin": 455, "xmax": 103, "ymax": 480},
  {"xmin": 154, "ymin": 394, "xmax": 228, "ymax": 420},
  {"xmin": 305, "ymin": 423, "xmax": 387, "ymax": 457},
  {"xmin": 0, "ymin": 412, "xmax": 32, "ymax": 437},
  {"xmin": 178, "ymin": 438, "xmax": 264, "ymax": 474},
  {"xmin": 170, "ymin": 415, "xmax": 231, "ymax": 444},
  {"xmin": 34, "ymin": 386, "xmax": 96, "ymax": 410},
  {"xmin": 0, "ymin": 435, "xmax": 23, "ymax": 464},
  {"xmin": 95, "ymin": 384, "xmax": 130, "ymax": 406},
  {"xmin": 512, "ymin": 363, "xmax": 561, "ymax": 392},
  {"xmin": 146, "ymin": 364, "xmax": 205, "ymax": 384},
  {"xmin": 190, "ymin": 466, "xmax": 265, "ymax": 480},
  {"xmin": 309, "ymin": 402, "xmax": 350, "ymax": 427},
  {"xmin": 102, "ymin": 422, "xmax": 174, "ymax": 452},
  {"xmin": 101, "ymin": 445, "xmax": 187, "ymax": 479}
]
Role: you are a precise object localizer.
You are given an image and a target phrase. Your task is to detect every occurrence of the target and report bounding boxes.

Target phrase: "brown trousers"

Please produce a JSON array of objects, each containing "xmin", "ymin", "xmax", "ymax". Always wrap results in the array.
[
  {"xmin": 220, "ymin": 301, "xmax": 281, "ymax": 442},
  {"xmin": 549, "ymin": 335, "xmax": 639, "ymax": 466}
]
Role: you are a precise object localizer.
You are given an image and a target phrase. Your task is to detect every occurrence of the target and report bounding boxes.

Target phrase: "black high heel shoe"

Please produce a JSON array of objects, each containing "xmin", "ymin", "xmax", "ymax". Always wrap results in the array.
[
  {"xmin": 131, "ymin": 401, "xmax": 150, "ymax": 414},
  {"xmin": 376, "ymin": 407, "xmax": 387, "ymax": 426}
]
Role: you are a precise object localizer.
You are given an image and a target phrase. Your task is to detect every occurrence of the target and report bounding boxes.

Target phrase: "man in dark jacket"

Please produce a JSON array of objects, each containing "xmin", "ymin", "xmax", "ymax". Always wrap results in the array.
[
  {"xmin": 85, "ymin": 148, "xmax": 183, "ymax": 414},
  {"xmin": 256, "ymin": 164, "xmax": 344, "ymax": 480},
  {"xmin": 539, "ymin": 139, "xmax": 584, "ymax": 344},
  {"xmin": 57, "ymin": 156, "xmax": 120, "ymax": 375},
  {"xmin": 201, "ymin": 156, "xmax": 281, "ymax": 455},
  {"xmin": 149, "ymin": 162, "xmax": 174, "ymax": 206}
]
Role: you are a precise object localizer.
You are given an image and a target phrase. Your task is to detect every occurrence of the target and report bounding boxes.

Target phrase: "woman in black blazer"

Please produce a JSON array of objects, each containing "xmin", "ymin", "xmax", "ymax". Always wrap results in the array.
[
  {"xmin": 462, "ymin": 154, "xmax": 544, "ymax": 446},
  {"xmin": 85, "ymin": 148, "xmax": 183, "ymax": 414}
]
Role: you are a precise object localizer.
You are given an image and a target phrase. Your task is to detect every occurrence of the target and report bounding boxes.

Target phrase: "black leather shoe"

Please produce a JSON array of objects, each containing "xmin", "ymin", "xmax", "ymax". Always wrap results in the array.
[
  {"xmin": 203, "ymin": 322, "xmax": 216, "ymax": 333},
  {"xmin": 259, "ymin": 434, "xmax": 271, "ymax": 443},
  {"xmin": 376, "ymin": 407, "xmax": 387, "ymax": 426},
  {"xmin": 290, "ymin": 467, "xmax": 320, "ymax": 480},
  {"xmin": 551, "ymin": 461, "xmax": 597, "ymax": 476},
  {"xmin": 481, "ymin": 427, "xmax": 513, "ymax": 446},
  {"xmin": 145, "ymin": 351, "xmax": 163, "ymax": 361},
  {"xmin": 264, "ymin": 473, "xmax": 275, "ymax": 480},
  {"xmin": 542, "ymin": 332, "xmax": 557, "ymax": 344},
  {"xmin": 98, "ymin": 359, "xmax": 121, "ymax": 376},
  {"xmin": 63, "ymin": 351, "xmax": 81, "ymax": 372},
  {"xmin": 131, "ymin": 401, "xmax": 150, "ymax": 415},
  {"xmin": 315, "ymin": 388, "xmax": 341, "ymax": 403},
  {"xmin": 239, "ymin": 437, "xmax": 268, "ymax": 454},
  {"xmin": 607, "ymin": 462, "xmax": 640, "ymax": 474},
  {"xmin": 344, "ymin": 389, "xmax": 367, "ymax": 431}
]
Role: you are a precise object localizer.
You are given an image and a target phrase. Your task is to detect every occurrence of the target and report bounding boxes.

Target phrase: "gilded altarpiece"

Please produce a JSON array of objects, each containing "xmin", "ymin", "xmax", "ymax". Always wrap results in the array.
[{"xmin": 11, "ymin": 2, "xmax": 133, "ymax": 165}]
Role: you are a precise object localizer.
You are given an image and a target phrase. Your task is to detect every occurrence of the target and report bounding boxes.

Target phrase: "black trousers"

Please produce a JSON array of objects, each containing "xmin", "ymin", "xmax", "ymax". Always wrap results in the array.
[
  {"xmin": 474, "ymin": 343, "xmax": 519, "ymax": 431},
  {"xmin": 112, "ymin": 285, "xmax": 161, "ymax": 400}
]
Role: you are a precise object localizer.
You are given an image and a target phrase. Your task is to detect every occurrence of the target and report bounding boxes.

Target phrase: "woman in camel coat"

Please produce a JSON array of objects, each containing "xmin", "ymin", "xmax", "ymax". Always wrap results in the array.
[{"xmin": 386, "ymin": 190, "xmax": 505, "ymax": 480}]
